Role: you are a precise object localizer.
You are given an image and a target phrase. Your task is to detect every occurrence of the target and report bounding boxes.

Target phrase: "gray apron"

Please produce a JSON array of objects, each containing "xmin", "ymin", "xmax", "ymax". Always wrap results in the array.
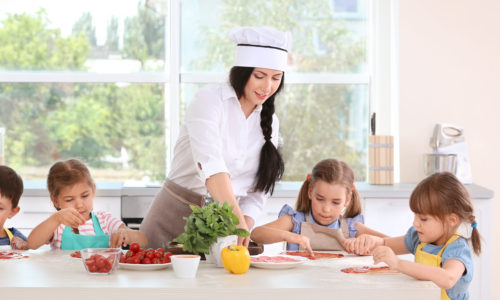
[
  {"xmin": 299, "ymin": 214, "xmax": 349, "ymax": 251},
  {"xmin": 139, "ymin": 179, "xmax": 205, "ymax": 249}
]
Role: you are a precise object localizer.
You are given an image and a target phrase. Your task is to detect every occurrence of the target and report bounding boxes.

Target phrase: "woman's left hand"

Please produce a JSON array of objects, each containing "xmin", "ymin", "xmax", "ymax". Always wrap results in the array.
[{"xmin": 110, "ymin": 228, "xmax": 131, "ymax": 248}]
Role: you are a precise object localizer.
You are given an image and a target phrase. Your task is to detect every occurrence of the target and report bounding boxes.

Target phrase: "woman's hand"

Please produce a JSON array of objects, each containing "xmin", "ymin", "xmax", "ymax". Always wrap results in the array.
[
  {"xmin": 237, "ymin": 218, "xmax": 250, "ymax": 247},
  {"xmin": 287, "ymin": 233, "xmax": 313, "ymax": 256},
  {"xmin": 372, "ymin": 245, "xmax": 399, "ymax": 270},
  {"xmin": 343, "ymin": 234, "xmax": 384, "ymax": 255},
  {"xmin": 110, "ymin": 227, "xmax": 131, "ymax": 248},
  {"xmin": 55, "ymin": 208, "xmax": 86, "ymax": 228}
]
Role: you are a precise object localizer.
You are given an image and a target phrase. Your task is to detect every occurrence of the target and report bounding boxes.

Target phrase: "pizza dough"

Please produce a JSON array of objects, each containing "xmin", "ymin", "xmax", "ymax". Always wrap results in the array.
[
  {"xmin": 285, "ymin": 251, "xmax": 344, "ymax": 260},
  {"xmin": 341, "ymin": 266, "xmax": 399, "ymax": 274}
]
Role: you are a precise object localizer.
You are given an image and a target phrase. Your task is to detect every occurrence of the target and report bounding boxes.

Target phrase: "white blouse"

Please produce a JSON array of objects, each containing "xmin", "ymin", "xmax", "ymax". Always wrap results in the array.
[{"xmin": 168, "ymin": 83, "xmax": 280, "ymax": 221}]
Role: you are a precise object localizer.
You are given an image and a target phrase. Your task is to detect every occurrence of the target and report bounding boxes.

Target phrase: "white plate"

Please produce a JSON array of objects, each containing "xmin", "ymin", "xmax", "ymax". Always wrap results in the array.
[
  {"xmin": 119, "ymin": 262, "xmax": 171, "ymax": 271},
  {"xmin": 250, "ymin": 255, "xmax": 308, "ymax": 269}
]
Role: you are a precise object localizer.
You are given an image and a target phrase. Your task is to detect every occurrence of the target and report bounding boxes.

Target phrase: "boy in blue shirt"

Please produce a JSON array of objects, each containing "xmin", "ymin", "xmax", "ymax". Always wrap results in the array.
[{"xmin": 0, "ymin": 165, "xmax": 28, "ymax": 249}]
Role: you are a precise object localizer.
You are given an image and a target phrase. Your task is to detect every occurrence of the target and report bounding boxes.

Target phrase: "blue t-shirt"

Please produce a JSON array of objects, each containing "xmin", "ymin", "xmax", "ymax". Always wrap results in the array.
[
  {"xmin": 0, "ymin": 227, "xmax": 27, "ymax": 246},
  {"xmin": 278, "ymin": 204, "xmax": 364, "ymax": 250},
  {"xmin": 404, "ymin": 226, "xmax": 473, "ymax": 300}
]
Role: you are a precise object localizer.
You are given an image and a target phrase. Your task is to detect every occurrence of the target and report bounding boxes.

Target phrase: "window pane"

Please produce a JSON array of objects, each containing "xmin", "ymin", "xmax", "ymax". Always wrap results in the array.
[
  {"xmin": 181, "ymin": 83, "xmax": 369, "ymax": 181},
  {"xmin": 0, "ymin": 1, "xmax": 167, "ymax": 71},
  {"xmin": 278, "ymin": 84, "xmax": 369, "ymax": 181},
  {"xmin": 181, "ymin": 0, "xmax": 368, "ymax": 73},
  {"xmin": 0, "ymin": 83, "xmax": 166, "ymax": 181}
]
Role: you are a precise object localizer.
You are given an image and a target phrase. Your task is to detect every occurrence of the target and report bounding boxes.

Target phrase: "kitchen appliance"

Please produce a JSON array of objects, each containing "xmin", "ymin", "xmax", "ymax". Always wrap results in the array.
[
  {"xmin": 427, "ymin": 123, "xmax": 472, "ymax": 183},
  {"xmin": 423, "ymin": 153, "xmax": 457, "ymax": 176}
]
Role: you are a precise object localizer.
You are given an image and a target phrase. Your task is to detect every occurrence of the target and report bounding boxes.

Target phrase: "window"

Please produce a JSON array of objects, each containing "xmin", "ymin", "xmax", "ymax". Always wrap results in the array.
[{"xmin": 1, "ymin": 0, "xmax": 384, "ymax": 183}]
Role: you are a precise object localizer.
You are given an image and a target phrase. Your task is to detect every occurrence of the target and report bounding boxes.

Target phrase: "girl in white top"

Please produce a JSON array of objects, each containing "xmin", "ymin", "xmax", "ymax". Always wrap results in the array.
[{"xmin": 140, "ymin": 27, "xmax": 292, "ymax": 248}]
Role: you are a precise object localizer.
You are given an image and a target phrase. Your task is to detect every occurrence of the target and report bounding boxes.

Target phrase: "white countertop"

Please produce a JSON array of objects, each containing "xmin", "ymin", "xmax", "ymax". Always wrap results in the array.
[
  {"xmin": 21, "ymin": 180, "xmax": 494, "ymax": 199},
  {"xmin": 1, "ymin": 246, "xmax": 439, "ymax": 300}
]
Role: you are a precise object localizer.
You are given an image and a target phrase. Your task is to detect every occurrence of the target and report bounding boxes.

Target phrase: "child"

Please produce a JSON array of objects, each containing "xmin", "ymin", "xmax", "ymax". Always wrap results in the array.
[
  {"xmin": 27, "ymin": 159, "xmax": 147, "ymax": 250},
  {"xmin": 344, "ymin": 172, "xmax": 480, "ymax": 300},
  {"xmin": 251, "ymin": 158, "xmax": 368, "ymax": 255},
  {"xmin": 0, "ymin": 165, "xmax": 28, "ymax": 250}
]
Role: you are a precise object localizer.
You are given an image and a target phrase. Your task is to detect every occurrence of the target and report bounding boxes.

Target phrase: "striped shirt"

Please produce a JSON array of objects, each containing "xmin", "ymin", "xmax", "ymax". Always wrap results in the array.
[{"xmin": 50, "ymin": 211, "xmax": 124, "ymax": 249}]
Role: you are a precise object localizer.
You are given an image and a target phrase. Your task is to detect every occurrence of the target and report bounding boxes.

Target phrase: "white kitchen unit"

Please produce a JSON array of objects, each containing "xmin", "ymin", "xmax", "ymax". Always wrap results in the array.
[
  {"xmin": 1, "ymin": 248, "xmax": 439, "ymax": 300},
  {"xmin": 266, "ymin": 182, "xmax": 493, "ymax": 300}
]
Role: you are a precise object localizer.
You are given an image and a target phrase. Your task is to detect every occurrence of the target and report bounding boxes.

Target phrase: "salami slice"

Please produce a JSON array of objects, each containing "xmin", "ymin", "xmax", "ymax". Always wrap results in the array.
[
  {"xmin": 0, "ymin": 250, "xmax": 28, "ymax": 260},
  {"xmin": 251, "ymin": 256, "xmax": 302, "ymax": 263}
]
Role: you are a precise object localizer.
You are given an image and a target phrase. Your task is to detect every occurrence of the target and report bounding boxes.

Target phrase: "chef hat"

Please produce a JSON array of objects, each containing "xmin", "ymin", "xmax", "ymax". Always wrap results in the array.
[{"xmin": 228, "ymin": 26, "xmax": 292, "ymax": 71}]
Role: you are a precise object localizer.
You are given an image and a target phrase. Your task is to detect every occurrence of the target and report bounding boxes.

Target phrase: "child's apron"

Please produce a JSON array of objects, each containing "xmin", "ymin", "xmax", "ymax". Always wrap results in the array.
[
  {"xmin": 299, "ymin": 214, "xmax": 349, "ymax": 251},
  {"xmin": 60, "ymin": 212, "xmax": 110, "ymax": 250},
  {"xmin": 415, "ymin": 234, "xmax": 459, "ymax": 300},
  {"xmin": 3, "ymin": 227, "xmax": 14, "ymax": 243}
]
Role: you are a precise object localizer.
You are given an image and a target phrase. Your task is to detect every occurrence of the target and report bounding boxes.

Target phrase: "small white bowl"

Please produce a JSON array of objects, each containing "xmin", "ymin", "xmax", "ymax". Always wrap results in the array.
[{"xmin": 171, "ymin": 255, "xmax": 201, "ymax": 278}]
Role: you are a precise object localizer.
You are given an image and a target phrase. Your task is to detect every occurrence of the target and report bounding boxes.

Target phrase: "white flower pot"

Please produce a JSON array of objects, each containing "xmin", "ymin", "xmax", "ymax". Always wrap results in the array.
[{"xmin": 207, "ymin": 235, "xmax": 237, "ymax": 268}]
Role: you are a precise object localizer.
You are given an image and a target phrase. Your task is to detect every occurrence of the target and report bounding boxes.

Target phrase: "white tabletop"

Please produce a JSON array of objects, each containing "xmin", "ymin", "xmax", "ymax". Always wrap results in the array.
[{"xmin": 1, "ymin": 246, "xmax": 439, "ymax": 300}]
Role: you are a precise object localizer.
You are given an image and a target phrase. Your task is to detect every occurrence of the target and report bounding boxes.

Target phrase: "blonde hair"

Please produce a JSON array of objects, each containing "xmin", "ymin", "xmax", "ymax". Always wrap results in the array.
[
  {"xmin": 409, "ymin": 172, "xmax": 481, "ymax": 255},
  {"xmin": 47, "ymin": 159, "xmax": 95, "ymax": 209},
  {"xmin": 295, "ymin": 158, "xmax": 362, "ymax": 218}
]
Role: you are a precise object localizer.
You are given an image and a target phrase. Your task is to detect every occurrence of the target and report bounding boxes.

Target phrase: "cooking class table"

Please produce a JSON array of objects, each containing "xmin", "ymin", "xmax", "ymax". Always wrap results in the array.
[{"xmin": 1, "ymin": 246, "xmax": 439, "ymax": 300}]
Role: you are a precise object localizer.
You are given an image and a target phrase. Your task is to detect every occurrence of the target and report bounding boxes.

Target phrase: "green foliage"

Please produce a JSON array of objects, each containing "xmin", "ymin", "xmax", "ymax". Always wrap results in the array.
[
  {"xmin": 0, "ymin": 9, "xmax": 90, "ymax": 70},
  {"xmin": 72, "ymin": 12, "xmax": 97, "ymax": 47},
  {"xmin": 106, "ymin": 16, "xmax": 119, "ymax": 51},
  {"xmin": 0, "ymin": 8, "xmax": 166, "ymax": 180},
  {"xmin": 174, "ymin": 202, "xmax": 250, "ymax": 255},
  {"xmin": 123, "ymin": 1, "xmax": 165, "ymax": 66}
]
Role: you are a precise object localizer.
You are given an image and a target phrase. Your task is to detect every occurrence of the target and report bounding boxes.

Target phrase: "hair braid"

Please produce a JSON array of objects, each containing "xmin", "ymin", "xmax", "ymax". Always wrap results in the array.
[{"xmin": 229, "ymin": 66, "xmax": 285, "ymax": 194}]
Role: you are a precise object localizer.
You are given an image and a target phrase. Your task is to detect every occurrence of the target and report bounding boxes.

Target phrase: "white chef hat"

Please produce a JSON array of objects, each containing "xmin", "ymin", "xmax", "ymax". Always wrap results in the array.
[{"xmin": 228, "ymin": 26, "xmax": 292, "ymax": 71}]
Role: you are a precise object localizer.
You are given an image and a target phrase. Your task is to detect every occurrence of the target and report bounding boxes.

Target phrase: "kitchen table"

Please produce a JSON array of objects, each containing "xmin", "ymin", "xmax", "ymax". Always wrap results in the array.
[{"xmin": 1, "ymin": 247, "xmax": 439, "ymax": 300}]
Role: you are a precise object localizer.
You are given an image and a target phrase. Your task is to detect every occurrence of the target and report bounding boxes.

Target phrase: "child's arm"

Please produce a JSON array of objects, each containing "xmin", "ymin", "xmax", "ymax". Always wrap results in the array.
[
  {"xmin": 11, "ymin": 236, "xmax": 28, "ymax": 250},
  {"xmin": 251, "ymin": 215, "xmax": 314, "ymax": 255},
  {"xmin": 109, "ymin": 225, "xmax": 148, "ymax": 249},
  {"xmin": 27, "ymin": 208, "xmax": 86, "ymax": 249},
  {"xmin": 354, "ymin": 222, "xmax": 388, "ymax": 238},
  {"xmin": 344, "ymin": 235, "xmax": 408, "ymax": 255},
  {"xmin": 372, "ymin": 246, "xmax": 465, "ymax": 289}
]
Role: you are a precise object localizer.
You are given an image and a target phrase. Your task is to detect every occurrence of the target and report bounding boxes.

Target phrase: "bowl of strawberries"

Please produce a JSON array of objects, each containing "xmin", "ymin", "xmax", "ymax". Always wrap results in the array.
[
  {"xmin": 81, "ymin": 248, "xmax": 121, "ymax": 275},
  {"xmin": 119, "ymin": 242, "xmax": 173, "ymax": 270}
]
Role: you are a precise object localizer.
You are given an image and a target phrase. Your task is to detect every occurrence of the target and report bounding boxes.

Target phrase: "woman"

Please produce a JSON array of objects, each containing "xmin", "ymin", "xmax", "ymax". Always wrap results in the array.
[{"xmin": 140, "ymin": 27, "xmax": 292, "ymax": 248}]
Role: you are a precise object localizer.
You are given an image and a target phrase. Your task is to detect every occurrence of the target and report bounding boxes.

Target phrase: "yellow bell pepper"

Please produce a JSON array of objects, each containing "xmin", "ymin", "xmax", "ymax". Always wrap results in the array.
[{"xmin": 221, "ymin": 244, "xmax": 250, "ymax": 274}]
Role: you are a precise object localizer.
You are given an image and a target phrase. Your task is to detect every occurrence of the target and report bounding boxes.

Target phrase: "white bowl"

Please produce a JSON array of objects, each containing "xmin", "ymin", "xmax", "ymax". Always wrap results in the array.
[{"xmin": 171, "ymin": 255, "xmax": 201, "ymax": 278}]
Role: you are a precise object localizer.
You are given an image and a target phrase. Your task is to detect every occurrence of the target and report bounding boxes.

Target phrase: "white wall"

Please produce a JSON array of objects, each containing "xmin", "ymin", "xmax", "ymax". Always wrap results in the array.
[{"xmin": 398, "ymin": 0, "xmax": 500, "ymax": 298}]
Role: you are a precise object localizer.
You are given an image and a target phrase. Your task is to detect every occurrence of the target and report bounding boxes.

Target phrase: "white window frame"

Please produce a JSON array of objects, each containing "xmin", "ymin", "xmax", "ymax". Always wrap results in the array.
[{"xmin": 0, "ymin": 0, "xmax": 398, "ymax": 183}]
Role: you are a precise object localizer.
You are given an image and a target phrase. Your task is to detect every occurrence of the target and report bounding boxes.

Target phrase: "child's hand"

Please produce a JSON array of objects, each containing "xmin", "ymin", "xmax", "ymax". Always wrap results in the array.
[
  {"xmin": 11, "ymin": 236, "xmax": 28, "ymax": 250},
  {"xmin": 55, "ymin": 208, "xmax": 86, "ymax": 228},
  {"xmin": 372, "ymin": 245, "xmax": 399, "ymax": 269},
  {"xmin": 287, "ymin": 233, "xmax": 313, "ymax": 256},
  {"xmin": 109, "ymin": 228, "xmax": 132, "ymax": 248},
  {"xmin": 343, "ymin": 234, "xmax": 384, "ymax": 255}
]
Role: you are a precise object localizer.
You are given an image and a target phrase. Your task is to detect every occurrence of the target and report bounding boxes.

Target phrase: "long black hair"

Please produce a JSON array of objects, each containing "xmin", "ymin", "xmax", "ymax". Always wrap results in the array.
[{"xmin": 229, "ymin": 66, "xmax": 285, "ymax": 195}]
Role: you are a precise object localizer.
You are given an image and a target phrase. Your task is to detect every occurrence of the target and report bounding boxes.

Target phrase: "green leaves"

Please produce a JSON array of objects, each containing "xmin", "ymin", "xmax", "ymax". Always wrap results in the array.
[{"xmin": 173, "ymin": 202, "xmax": 250, "ymax": 255}]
